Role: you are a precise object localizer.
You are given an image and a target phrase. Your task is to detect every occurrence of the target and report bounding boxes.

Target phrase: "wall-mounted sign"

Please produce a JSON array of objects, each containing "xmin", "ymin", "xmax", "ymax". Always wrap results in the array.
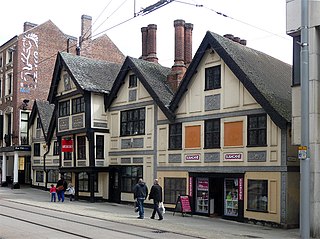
[
  {"xmin": 224, "ymin": 153, "xmax": 243, "ymax": 161},
  {"xmin": 185, "ymin": 154, "xmax": 200, "ymax": 161},
  {"xmin": 238, "ymin": 178, "xmax": 243, "ymax": 200},
  {"xmin": 61, "ymin": 139, "xmax": 73, "ymax": 152}
]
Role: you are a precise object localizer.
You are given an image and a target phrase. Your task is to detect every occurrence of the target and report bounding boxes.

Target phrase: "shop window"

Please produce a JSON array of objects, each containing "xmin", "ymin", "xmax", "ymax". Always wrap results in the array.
[
  {"xmin": 47, "ymin": 170, "xmax": 59, "ymax": 183},
  {"xmin": 77, "ymin": 136, "xmax": 86, "ymax": 160},
  {"xmin": 164, "ymin": 178, "xmax": 186, "ymax": 204},
  {"xmin": 247, "ymin": 179, "xmax": 268, "ymax": 212},
  {"xmin": 120, "ymin": 108, "xmax": 145, "ymax": 136},
  {"xmin": 224, "ymin": 121, "xmax": 243, "ymax": 146},
  {"xmin": 62, "ymin": 172, "xmax": 72, "ymax": 183},
  {"xmin": 53, "ymin": 141, "xmax": 59, "ymax": 156},
  {"xmin": 204, "ymin": 119, "xmax": 220, "ymax": 148},
  {"xmin": 72, "ymin": 97, "xmax": 85, "ymax": 114},
  {"xmin": 79, "ymin": 172, "xmax": 89, "ymax": 191},
  {"xmin": 120, "ymin": 166, "xmax": 143, "ymax": 192},
  {"xmin": 59, "ymin": 100, "xmax": 70, "ymax": 117},
  {"xmin": 169, "ymin": 123, "xmax": 182, "ymax": 150},
  {"xmin": 247, "ymin": 114, "xmax": 267, "ymax": 147},
  {"xmin": 36, "ymin": 171, "xmax": 44, "ymax": 182},
  {"xmin": 205, "ymin": 65, "xmax": 221, "ymax": 90},
  {"xmin": 129, "ymin": 74, "xmax": 137, "ymax": 88},
  {"xmin": 185, "ymin": 125, "xmax": 201, "ymax": 148},
  {"xmin": 196, "ymin": 178, "xmax": 209, "ymax": 213},
  {"xmin": 96, "ymin": 135, "xmax": 104, "ymax": 159},
  {"xmin": 34, "ymin": 143, "xmax": 40, "ymax": 156},
  {"xmin": 225, "ymin": 178, "xmax": 239, "ymax": 216}
]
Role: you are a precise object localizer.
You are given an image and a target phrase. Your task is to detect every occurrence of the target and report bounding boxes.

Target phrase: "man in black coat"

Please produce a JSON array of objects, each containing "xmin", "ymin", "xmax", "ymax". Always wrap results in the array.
[
  {"xmin": 133, "ymin": 178, "xmax": 148, "ymax": 219},
  {"xmin": 148, "ymin": 178, "xmax": 163, "ymax": 220}
]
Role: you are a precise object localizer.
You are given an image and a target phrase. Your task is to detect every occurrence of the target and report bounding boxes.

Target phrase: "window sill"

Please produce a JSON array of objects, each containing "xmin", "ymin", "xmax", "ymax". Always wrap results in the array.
[{"xmin": 246, "ymin": 209, "xmax": 268, "ymax": 213}]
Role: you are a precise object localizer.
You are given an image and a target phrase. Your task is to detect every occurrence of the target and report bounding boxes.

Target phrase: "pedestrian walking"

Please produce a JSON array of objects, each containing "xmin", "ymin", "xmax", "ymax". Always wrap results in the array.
[
  {"xmin": 56, "ymin": 176, "xmax": 68, "ymax": 202},
  {"xmin": 66, "ymin": 183, "xmax": 75, "ymax": 201},
  {"xmin": 148, "ymin": 179, "xmax": 163, "ymax": 220},
  {"xmin": 49, "ymin": 184, "xmax": 57, "ymax": 202},
  {"xmin": 133, "ymin": 178, "xmax": 148, "ymax": 219}
]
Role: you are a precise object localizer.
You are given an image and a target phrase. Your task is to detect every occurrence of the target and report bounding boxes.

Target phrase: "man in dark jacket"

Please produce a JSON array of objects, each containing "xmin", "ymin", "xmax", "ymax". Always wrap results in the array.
[
  {"xmin": 148, "ymin": 178, "xmax": 163, "ymax": 220},
  {"xmin": 56, "ymin": 176, "xmax": 68, "ymax": 202},
  {"xmin": 133, "ymin": 178, "xmax": 148, "ymax": 219}
]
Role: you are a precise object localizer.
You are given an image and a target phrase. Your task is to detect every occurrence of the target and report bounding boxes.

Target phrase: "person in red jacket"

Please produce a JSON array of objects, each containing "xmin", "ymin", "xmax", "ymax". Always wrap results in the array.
[{"xmin": 50, "ymin": 184, "xmax": 57, "ymax": 202}]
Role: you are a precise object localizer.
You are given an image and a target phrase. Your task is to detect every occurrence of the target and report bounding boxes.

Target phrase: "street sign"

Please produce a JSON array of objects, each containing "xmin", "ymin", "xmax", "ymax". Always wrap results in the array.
[{"xmin": 298, "ymin": 146, "xmax": 307, "ymax": 160}]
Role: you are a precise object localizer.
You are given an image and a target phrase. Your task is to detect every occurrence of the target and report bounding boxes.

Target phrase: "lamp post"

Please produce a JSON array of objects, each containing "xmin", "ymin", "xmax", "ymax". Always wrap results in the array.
[{"xmin": 300, "ymin": 0, "xmax": 310, "ymax": 238}]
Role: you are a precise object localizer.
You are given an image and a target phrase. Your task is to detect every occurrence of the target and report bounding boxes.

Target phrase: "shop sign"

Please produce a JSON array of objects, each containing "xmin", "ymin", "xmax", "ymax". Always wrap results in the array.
[
  {"xmin": 224, "ymin": 153, "xmax": 243, "ymax": 161},
  {"xmin": 61, "ymin": 139, "xmax": 73, "ymax": 152},
  {"xmin": 185, "ymin": 154, "xmax": 200, "ymax": 161},
  {"xmin": 197, "ymin": 178, "xmax": 208, "ymax": 191},
  {"xmin": 238, "ymin": 178, "xmax": 243, "ymax": 200}
]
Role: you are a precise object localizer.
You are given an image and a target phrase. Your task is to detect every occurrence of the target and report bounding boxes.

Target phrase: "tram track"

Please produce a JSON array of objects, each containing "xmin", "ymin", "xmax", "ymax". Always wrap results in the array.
[{"xmin": 0, "ymin": 201, "xmax": 206, "ymax": 239}]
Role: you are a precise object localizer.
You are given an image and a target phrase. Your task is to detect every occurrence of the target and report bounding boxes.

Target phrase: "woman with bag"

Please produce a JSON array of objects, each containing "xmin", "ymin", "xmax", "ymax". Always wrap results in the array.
[{"xmin": 148, "ymin": 179, "xmax": 164, "ymax": 220}]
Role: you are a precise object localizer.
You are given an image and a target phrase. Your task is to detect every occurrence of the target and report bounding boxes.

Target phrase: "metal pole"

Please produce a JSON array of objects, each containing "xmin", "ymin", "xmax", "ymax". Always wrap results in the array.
[{"xmin": 300, "ymin": 0, "xmax": 310, "ymax": 238}]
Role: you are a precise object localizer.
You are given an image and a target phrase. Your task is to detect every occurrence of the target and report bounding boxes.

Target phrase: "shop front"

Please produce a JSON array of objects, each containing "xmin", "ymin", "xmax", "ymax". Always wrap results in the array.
[{"xmin": 190, "ymin": 173, "xmax": 244, "ymax": 221}]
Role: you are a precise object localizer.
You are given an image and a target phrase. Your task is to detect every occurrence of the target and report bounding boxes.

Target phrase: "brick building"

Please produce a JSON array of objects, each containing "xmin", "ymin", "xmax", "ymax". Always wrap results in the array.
[{"xmin": 0, "ymin": 15, "xmax": 124, "ymax": 188}]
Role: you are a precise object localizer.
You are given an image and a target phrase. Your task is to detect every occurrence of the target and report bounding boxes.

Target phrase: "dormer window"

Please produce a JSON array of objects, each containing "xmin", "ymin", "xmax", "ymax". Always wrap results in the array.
[{"xmin": 129, "ymin": 74, "xmax": 137, "ymax": 88}]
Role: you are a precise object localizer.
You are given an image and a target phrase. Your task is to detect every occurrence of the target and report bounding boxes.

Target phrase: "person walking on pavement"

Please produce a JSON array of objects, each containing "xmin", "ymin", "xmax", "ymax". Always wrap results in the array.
[
  {"xmin": 66, "ymin": 183, "xmax": 75, "ymax": 201},
  {"xmin": 148, "ymin": 179, "xmax": 163, "ymax": 220},
  {"xmin": 56, "ymin": 176, "xmax": 68, "ymax": 202},
  {"xmin": 133, "ymin": 178, "xmax": 148, "ymax": 219}
]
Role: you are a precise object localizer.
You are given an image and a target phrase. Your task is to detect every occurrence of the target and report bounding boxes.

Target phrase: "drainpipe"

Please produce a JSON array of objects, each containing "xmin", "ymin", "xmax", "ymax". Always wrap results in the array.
[{"xmin": 43, "ymin": 143, "xmax": 51, "ymax": 191}]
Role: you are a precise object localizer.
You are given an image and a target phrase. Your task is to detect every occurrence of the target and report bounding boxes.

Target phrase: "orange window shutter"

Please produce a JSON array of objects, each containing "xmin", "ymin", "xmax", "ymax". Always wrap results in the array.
[
  {"xmin": 224, "ymin": 121, "xmax": 243, "ymax": 146},
  {"xmin": 185, "ymin": 125, "xmax": 201, "ymax": 148}
]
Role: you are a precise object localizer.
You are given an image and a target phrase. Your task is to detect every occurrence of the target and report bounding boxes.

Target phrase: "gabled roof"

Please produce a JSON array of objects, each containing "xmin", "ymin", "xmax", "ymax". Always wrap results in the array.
[
  {"xmin": 170, "ymin": 31, "xmax": 292, "ymax": 129},
  {"xmin": 105, "ymin": 56, "xmax": 175, "ymax": 120},
  {"xmin": 48, "ymin": 52, "xmax": 122, "ymax": 102},
  {"xmin": 29, "ymin": 100, "xmax": 55, "ymax": 141}
]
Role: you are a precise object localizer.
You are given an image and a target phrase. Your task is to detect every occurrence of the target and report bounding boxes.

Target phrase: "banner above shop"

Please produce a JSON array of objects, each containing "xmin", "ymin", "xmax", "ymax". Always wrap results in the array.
[{"xmin": 61, "ymin": 139, "xmax": 73, "ymax": 152}]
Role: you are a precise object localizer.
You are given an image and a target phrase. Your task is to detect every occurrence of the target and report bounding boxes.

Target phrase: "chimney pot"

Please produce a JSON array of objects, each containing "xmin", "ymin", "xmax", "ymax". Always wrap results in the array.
[
  {"xmin": 233, "ymin": 37, "xmax": 240, "ymax": 43},
  {"xmin": 184, "ymin": 23, "xmax": 193, "ymax": 67},
  {"xmin": 23, "ymin": 22, "xmax": 38, "ymax": 32},
  {"xmin": 223, "ymin": 34, "xmax": 234, "ymax": 40},
  {"xmin": 146, "ymin": 24, "xmax": 158, "ymax": 63},
  {"xmin": 240, "ymin": 39, "xmax": 247, "ymax": 45},
  {"xmin": 141, "ymin": 27, "xmax": 148, "ymax": 60},
  {"xmin": 174, "ymin": 19, "xmax": 185, "ymax": 65}
]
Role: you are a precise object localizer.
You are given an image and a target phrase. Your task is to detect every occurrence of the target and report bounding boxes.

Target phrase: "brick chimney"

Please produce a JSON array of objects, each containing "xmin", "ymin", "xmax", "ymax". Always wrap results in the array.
[
  {"xmin": 23, "ymin": 22, "xmax": 38, "ymax": 32},
  {"xmin": 146, "ymin": 24, "xmax": 158, "ymax": 63},
  {"xmin": 167, "ymin": 19, "xmax": 193, "ymax": 91},
  {"xmin": 79, "ymin": 15, "xmax": 92, "ymax": 56},
  {"xmin": 184, "ymin": 23, "xmax": 193, "ymax": 67},
  {"xmin": 141, "ymin": 27, "xmax": 148, "ymax": 60}
]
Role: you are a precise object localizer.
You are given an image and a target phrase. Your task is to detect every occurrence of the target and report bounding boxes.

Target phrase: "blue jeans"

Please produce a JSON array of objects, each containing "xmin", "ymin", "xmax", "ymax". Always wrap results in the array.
[
  {"xmin": 137, "ymin": 198, "xmax": 145, "ymax": 218},
  {"xmin": 57, "ymin": 190, "xmax": 65, "ymax": 202},
  {"xmin": 51, "ymin": 192, "xmax": 56, "ymax": 202}
]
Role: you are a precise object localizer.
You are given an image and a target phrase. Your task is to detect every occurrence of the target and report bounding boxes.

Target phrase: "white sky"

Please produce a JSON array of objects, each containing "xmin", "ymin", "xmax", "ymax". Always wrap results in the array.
[{"xmin": 0, "ymin": 0, "xmax": 292, "ymax": 67}]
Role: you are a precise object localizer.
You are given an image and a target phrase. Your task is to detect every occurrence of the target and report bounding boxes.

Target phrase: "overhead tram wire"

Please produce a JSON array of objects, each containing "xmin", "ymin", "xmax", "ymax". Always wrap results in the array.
[
  {"xmin": 15, "ymin": 0, "xmax": 174, "ymax": 94},
  {"xmin": 174, "ymin": 0, "xmax": 290, "ymax": 41}
]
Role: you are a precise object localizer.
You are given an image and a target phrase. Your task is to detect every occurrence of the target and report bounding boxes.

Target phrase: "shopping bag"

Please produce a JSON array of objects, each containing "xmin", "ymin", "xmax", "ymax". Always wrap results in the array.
[
  {"xmin": 134, "ymin": 201, "xmax": 139, "ymax": 212},
  {"xmin": 159, "ymin": 202, "xmax": 165, "ymax": 214}
]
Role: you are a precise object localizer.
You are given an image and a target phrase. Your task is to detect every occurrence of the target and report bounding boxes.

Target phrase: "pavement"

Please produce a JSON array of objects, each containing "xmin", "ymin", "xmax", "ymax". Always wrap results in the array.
[{"xmin": 0, "ymin": 186, "xmax": 300, "ymax": 239}]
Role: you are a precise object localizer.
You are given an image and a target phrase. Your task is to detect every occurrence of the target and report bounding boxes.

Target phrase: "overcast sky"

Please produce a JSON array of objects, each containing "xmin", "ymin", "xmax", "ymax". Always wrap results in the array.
[{"xmin": 0, "ymin": 0, "xmax": 292, "ymax": 67}]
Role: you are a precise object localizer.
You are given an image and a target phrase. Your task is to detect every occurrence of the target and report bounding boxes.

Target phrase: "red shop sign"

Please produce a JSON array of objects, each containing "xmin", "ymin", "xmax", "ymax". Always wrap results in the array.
[{"xmin": 61, "ymin": 139, "xmax": 73, "ymax": 152}]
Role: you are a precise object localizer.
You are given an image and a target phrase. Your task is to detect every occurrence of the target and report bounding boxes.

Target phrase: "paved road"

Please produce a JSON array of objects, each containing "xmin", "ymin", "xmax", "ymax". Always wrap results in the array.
[{"xmin": 0, "ymin": 186, "xmax": 299, "ymax": 239}]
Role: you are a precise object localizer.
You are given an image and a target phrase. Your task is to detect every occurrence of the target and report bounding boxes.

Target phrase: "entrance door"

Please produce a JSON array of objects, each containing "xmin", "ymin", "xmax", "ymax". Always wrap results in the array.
[
  {"xmin": 109, "ymin": 168, "xmax": 121, "ymax": 203},
  {"xmin": 210, "ymin": 177, "xmax": 224, "ymax": 216}
]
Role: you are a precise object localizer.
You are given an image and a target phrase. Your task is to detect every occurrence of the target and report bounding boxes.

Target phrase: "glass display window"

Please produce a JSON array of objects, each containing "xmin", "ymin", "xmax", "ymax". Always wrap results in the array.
[
  {"xmin": 224, "ymin": 178, "xmax": 239, "ymax": 216},
  {"xmin": 196, "ymin": 178, "xmax": 209, "ymax": 213}
]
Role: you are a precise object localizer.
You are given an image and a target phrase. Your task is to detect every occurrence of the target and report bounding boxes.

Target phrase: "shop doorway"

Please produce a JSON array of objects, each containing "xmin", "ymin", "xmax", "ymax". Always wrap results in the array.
[
  {"xmin": 209, "ymin": 177, "xmax": 224, "ymax": 216},
  {"xmin": 109, "ymin": 168, "xmax": 121, "ymax": 203}
]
